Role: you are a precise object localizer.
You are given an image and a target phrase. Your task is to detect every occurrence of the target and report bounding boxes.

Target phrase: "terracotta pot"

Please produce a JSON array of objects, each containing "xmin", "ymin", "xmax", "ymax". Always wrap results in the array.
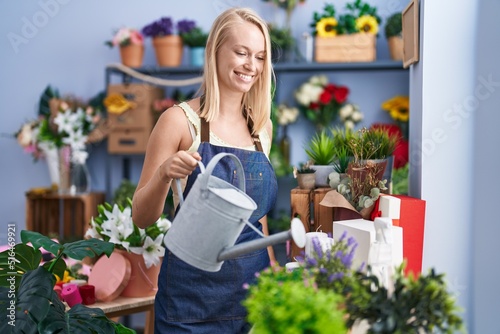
[
  {"xmin": 119, "ymin": 44, "xmax": 144, "ymax": 67},
  {"xmin": 388, "ymin": 36, "xmax": 404, "ymax": 61},
  {"xmin": 297, "ymin": 173, "xmax": 316, "ymax": 189},
  {"xmin": 152, "ymin": 35, "xmax": 183, "ymax": 67},
  {"xmin": 116, "ymin": 249, "xmax": 162, "ymax": 297}
]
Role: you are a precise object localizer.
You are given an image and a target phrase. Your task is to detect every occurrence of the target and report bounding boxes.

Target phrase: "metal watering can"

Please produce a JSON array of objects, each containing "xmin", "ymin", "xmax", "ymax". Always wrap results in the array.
[{"xmin": 164, "ymin": 152, "xmax": 306, "ymax": 272}]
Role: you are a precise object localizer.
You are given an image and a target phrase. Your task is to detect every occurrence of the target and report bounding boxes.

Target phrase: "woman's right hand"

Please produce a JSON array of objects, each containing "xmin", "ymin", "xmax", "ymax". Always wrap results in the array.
[{"xmin": 159, "ymin": 150, "xmax": 202, "ymax": 183}]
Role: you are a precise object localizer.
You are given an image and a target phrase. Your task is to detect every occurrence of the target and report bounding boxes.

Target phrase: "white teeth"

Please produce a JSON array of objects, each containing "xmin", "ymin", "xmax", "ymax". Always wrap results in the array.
[{"xmin": 238, "ymin": 73, "xmax": 252, "ymax": 82}]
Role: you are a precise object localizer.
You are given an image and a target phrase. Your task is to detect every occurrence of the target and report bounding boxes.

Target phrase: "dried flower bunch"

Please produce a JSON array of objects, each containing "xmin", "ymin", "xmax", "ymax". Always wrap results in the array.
[{"xmin": 311, "ymin": 0, "xmax": 381, "ymax": 37}]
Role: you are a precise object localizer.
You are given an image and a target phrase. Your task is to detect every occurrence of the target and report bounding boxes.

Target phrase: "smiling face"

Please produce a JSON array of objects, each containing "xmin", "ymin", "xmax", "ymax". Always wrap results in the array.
[{"xmin": 216, "ymin": 21, "xmax": 266, "ymax": 95}]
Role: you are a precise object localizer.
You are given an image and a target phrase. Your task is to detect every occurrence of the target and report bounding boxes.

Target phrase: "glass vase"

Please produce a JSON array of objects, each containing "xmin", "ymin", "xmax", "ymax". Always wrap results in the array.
[{"xmin": 58, "ymin": 146, "xmax": 91, "ymax": 195}]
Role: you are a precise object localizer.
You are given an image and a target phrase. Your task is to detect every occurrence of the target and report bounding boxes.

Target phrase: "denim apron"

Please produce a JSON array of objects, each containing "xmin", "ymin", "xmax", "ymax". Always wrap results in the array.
[{"xmin": 155, "ymin": 117, "xmax": 278, "ymax": 333}]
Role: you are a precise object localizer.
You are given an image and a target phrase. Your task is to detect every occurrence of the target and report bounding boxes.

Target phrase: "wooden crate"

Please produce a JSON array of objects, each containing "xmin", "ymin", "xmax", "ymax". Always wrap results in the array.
[
  {"xmin": 26, "ymin": 192, "xmax": 105, "ymax": 241},
  {"xmin": 315, "ymin": 34, "xmax": 376, "ymax": 63},
  {"xmin": 290, "ymin": 187, "xmax": 334, "ymax": 260}
]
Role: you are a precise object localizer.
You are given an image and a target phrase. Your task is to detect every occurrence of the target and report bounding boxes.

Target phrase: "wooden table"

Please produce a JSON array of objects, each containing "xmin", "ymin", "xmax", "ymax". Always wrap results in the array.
[{"xmin": 88, "ymin": 295, "xmax": 155, "ymax": 334}]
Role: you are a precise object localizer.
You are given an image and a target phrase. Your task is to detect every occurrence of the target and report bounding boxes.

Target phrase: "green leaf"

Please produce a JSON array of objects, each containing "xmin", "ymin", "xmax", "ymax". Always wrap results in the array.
[
  {"xmin": 62, "ymin": 238, "xmax": 114, "ymax": 260},
  {"xmin": 0, "ymin": 266, "xmax": 54, "ymax": 334},
  {"xmin": 42, "ymin": 256, "xmax": 67, "ymax": 279},
  {"xmin": 21, "ymin": 230, "xmax": 62, "ymax": 256},
  {"xmin": 0, "ymin": 243, "xmax": 42, "ymax": 290},
  {"xmin": 39, "ymin": 303, "xmax": 116, "ymax": 334}
]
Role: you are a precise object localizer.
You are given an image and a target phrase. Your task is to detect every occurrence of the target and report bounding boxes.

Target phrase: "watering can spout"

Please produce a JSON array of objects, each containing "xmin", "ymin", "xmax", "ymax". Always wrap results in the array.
[{"xmin": 217, "ymin": 218, "xmax": 306, "ymax": 262}]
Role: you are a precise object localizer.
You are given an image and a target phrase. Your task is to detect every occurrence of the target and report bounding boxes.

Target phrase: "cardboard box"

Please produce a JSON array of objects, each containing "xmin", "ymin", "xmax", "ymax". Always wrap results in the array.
[
  {"xmin": 108, "ymin": 127, "xmax": 150, "ymax": 154},
  {"xmin": 106, "ymin": 83, "xmax": 164, "ymax": 154},
  {"xmin": 332, "ymin": 219, "xmax": 403, "ymax": 271},
  {"xmin": 107, "ymin": 83, "xmax": 164, "ymax": 130},
  {"xmin": 315, "ymin": 34, "xmax": 376, "ymax": 63},
  {"xmin": 393, "ymin": 195, "xmax": 426, "ymax": 276}
]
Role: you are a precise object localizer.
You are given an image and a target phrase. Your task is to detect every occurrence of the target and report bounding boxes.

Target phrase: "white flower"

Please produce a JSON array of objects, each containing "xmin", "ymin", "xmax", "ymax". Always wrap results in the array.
[
  {"xmin": 130, "ymin": 235, "xmax": 165, "ymax": 268},
  {"xmin": 351, "ymin": 109, "xmax": 363, "ymax": 122},
  {"xmin": 309, "ymin": 75, "xmax": 328, "ymax": 86},
  {"xmin": 54, "ymin": 109, "xmax": 79, "ymax": 135},
  {"xmin": 156, "ymin": 217, "xmax": 172, "ymax": 233},
  {"xmin": 339, "ymin": 104, "xmax": 354, "ymax": 120},
  {"xmin": 85, "ymin": 218, "xmax": 102, "ymax": 239},
  {"xmin": 100, "ymin": 204, "xmax": 134, "ymax": 250},
  {"xmin": 62, "ymin": 128, "xmax": 87, "ymax": 151},
  {"xmin": 344, "ymin": 120, "xmax": 355, "ymax": 130},
  {"xmin": 277, "ymin": 104, "xmax": 299, "ymax": 126},
  {"xmin": 71, "ymin": 149, "xmax": 88, "ymax": 164}
]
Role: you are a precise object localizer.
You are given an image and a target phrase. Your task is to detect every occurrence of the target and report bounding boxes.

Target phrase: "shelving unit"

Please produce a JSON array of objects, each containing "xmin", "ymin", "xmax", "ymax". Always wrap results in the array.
[{"xmin": 103, "ymin": 60, "xmax": 408, "ymax": 199}]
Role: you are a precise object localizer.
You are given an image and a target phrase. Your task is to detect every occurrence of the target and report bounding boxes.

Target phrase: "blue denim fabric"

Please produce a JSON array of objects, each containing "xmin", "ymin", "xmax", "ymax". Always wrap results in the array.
[{"xmin": 155, "ymin": 142, "xmax": 278, "ymax": 333}]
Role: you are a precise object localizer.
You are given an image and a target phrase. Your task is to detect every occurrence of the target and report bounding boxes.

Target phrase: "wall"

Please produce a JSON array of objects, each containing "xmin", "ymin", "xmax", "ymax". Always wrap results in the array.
[{"xmin": 472, "ymin": 0, "xmax": 500, "ymax": 332}]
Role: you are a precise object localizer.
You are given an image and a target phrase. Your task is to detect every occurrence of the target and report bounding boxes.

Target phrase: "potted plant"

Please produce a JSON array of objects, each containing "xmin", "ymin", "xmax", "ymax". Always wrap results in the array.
[
  {"xmin": 268, "ymin": 23, "xmax": 295, "ymax": 63},
  {"xmin": 293, "ymin": 161, "xmax": 316, "ymax": 189},
  {"xmin": 311, "ymin": 1, "xmax": 381, "ymax": 62},
  {"xmin": 142, "ymin": 17, "xmax": 183, "ymax": 67},
  {"xmin": 304, "ymin": 129, "xmax": 336, "ymax": 187},
  {"xmin": 178, "ymin": 19, "xmax": 208, "ymax": 67},
  {"xmin": 0, "ymin": 230, "xmax": 135, "ymax": 333},
  {"xmin": 384, "ymin": 12, "xmax": 403, "ymax": 60},
  {"xmin": 85, "ymin": 198, "xmax": 171, "ymax": 297},
  {"xmin": 105, "ymin": 27, "xmax": 144, "ymax": 67}
]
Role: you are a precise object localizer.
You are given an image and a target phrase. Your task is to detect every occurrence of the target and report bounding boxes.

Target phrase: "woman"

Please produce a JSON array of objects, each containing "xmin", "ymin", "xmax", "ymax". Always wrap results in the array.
[{"xmin": 132, "ymin": 7, "xmax": 277, "ymax": 333}]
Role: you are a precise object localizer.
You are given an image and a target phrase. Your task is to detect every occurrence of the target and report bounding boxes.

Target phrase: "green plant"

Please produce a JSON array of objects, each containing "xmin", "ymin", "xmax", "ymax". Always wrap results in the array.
[
  {"xmin": 243, "ymin": 265, "xmax": 347, "ymax": 333},
  {"xmin": 113, "ymin": 179, "xmax": 137, "ymax": 207},
  {"xmin": 392, "ymin": 162, "xmax": 409, "ymax": 195},
  {"xmin": 304, "ymin": 130, "xmax": 335, "ymax": 165},
  {"xmin": 384, "ymin": 12, "xmax": 402, "ymax": 38},
  {"xmin": 0, "ymin": 231, "xmax": 135, "ymax": 334},
  {"xmin": 311, "ymin": 1, "xmax": 381, "ymax": 37},
  {"xmin": 359, "ymin": 127, "xmax": 398, "ymax": 160},
  {"xmin": 345, "ymin": 265, "xmax": 465, "ymax": 334},
  {"xmin": 294, "ymin": 161, "xmax": 316, "ymax": 174},
  {"xmin": 268, "ymin": 24, "xmax": 295, "ymax": 51},
  {"xmin": 179, "ymin": 27, "xmax": 208, "ymax": 47}
]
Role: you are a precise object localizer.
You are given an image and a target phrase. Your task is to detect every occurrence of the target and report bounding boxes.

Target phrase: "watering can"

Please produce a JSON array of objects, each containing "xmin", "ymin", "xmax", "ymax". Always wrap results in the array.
[{"xmin": 164, "ymin": 152, "xmax": 306, "ymax": 272}]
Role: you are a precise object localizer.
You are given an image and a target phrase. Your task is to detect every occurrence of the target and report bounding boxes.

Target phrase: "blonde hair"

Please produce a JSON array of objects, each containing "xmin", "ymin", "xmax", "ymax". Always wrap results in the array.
[{"xmin": 199, "ymin": 7, "xmax": 274, "ymax": 134}]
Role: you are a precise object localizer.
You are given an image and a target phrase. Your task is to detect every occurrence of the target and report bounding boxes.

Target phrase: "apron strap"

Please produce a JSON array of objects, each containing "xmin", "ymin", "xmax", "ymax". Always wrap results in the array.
[{"xmin": 199, "ymin": 96, "xmax": 263, "ymax": 152}]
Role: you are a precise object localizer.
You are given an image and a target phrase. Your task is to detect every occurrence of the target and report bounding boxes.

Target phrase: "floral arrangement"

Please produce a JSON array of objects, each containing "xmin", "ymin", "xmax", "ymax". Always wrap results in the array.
[
  {"xmin": 177, "ymin": 19, "xmax": 208, "ymax": 47},
  {"xmin": 339, "ymin": 102, "xmax": 363, "ymax": 129},
  {"xmin": 294, "ymin": 74, "xmax": 350, "ymax": 130},
  {"xmin": 105, "ymin": 27, "xmax": 144, "ymax": 48},
  {"xmin": 275, "ymin": 103, "xmax": 299, "ymax": 126},
  {"xmin": 243, "ymin": 233, "xmax": 465, "ymax": 333},
  {"xmin": 311, "ymin": 1, "xmax": 381, "ymax": 37},
  {"xmin": 85, "ymin": 199, "xmax": 171, "ymax": 268},
  {"xmin": 382, "ymin": 95, "xmax": 409, "ymax": 139},
  {"xmin": 15, "ymin": 85, "xmax": 104, "ymax": 162}
]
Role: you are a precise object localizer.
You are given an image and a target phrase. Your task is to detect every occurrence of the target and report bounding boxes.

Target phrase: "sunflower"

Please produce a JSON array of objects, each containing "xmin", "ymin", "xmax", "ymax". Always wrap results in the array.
[
  {"xmin": 316, "ymin": 17, "xmax": 338, "ymax": 37},
  {"xmin": 355, "ymin": 15, "xmax": 379, "ymax": 35},
  {"xmin": 382, "ymin": 96, "xmax": 409, "ymax": 122}
]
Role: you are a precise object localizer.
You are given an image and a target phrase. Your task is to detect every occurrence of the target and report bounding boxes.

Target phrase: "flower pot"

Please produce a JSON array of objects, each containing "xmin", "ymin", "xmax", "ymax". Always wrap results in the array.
[
  {"xmin": 297, "ymin": 173, "xmax": 316, "ymax": 189},
  {"xmin": 117, "ymin": 249, "xmax": 162, "ymax": 298},
  {"xmin": 190, "ymin": 46, "xmax": 205, "ymax": 67},
  {"xmin": 152, "ymin": 35, "xmax": 183, "ymax": 67},
  {"xmin": 311, "ymin": 165, "xmax": 335, "ymax": 187},
  {"xmin": 119, "ymin": 44, "xmax": 144, "ymax": 67},
  {"xmin": 387, "ymin": 36, "xmax": 404, "ymax": 61}
]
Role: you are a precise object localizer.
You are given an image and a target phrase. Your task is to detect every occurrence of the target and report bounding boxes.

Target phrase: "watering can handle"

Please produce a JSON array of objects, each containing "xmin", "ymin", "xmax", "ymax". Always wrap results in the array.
[{"xmin": 175, "ymin": 153, "xmax": 245, "ymax": 206}]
